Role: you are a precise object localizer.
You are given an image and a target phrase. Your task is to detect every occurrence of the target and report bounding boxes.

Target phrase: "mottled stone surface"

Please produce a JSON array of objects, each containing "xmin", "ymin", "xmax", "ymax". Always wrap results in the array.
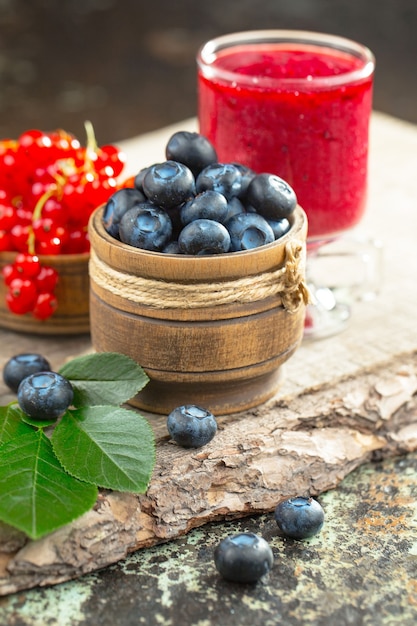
[{"xmin": 0, "ymin": 451, "xmax": 416, "ymax": 625}]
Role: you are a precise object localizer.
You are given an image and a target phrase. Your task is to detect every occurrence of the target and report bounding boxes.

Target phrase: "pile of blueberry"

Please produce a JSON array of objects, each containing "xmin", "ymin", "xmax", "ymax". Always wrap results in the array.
[{"xmin": 102, "ymin": 131, "xmax": 297, "ymax": 255}]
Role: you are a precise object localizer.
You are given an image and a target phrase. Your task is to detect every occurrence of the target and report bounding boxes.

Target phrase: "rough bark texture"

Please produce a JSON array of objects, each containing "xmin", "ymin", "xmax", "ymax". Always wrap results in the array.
[{"xmin": 0, "ymin": 353, "xmax": 415, "ymax": 596}]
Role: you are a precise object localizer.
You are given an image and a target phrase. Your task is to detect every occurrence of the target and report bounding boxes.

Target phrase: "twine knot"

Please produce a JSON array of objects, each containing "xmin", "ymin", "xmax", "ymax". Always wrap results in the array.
[{"xmin": 89, "ymin": 240, "xmax": 310, "ymax": 313}]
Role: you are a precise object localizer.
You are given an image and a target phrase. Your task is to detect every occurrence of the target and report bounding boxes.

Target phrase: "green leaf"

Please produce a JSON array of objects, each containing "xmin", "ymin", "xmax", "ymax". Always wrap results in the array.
[
  {"xmin": 20, "ymin": 414, "xmax": 58, "ymax": 429},
  {"xmin": 0, "ymin": 430, "xmax": 98, "ymax": 540},
  {"xmin": 58, "ymin": 352, "xmax": 149, "ymax": 407},
  {"xmin": 51, "ymin": 405, "xmax": 155, "ymax": 493},
  {"xmin": 0, "ymin": 404, "xmax": 34, "ymax": 445}
]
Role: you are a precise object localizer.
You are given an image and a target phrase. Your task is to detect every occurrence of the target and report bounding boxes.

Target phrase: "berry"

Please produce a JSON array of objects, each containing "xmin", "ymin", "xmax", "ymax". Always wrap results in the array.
[
  {"xmin": 196, "ymin": 163, "xmax": 243, "ymax": 200},
  {"xmin": 119, "ymin": 204, "xmax": 173, "ymax": 251},
  {"xmin": 246, "ymin": 173, "xmax": 297, "ymax": 220},
  {"xmin": 214, "ymin": 533, "xmax": 274, "ymax": 583},
  {"xmin": 0, "ymin": 124, "xmax": 125, "ymax": 318},
  {"xmin": 180, "ymin": 190, "xmax": 228, "ymax": 225},
  {"xmin": 274, "ymin": 496, "xmax": 325, "ymax": 539},
  {"xmin": 267, "ymin": 217, "xmax": 291, "ymax": 240},
  {"xmin": 167, "ymin": 404, "xmax": 217, "ymax": 448},
  {"xmin": 178, "ymin": 219, "xmax": 230, "ymax": 255},
  {"xmin": 102, "ymin": 187, "xmax": 147, "ymax": 239},
  {"xmin": 165, "ymin": 131, "xmax": 217, "ymax": 177},
  {"xmin": 17, "ymin": 371, "xmax": 74, "ymax": 421},
  {"xmin": 226, "ymin": 213, "xmax": 275, "ymax": 251},
  {"xmin": 32, "ymin": 292, "xmax": 58, "ymax": 320},
  {"xmin": 143, "ymin": 161, "xmax": 196, "ymax": 209},
  {"xmin": 3, "ymin": 353, "xmax": 51, "ymax": 393},
  {"xmin": 7, "ymin": 277, "xmax": 38, "ymax": 314}
]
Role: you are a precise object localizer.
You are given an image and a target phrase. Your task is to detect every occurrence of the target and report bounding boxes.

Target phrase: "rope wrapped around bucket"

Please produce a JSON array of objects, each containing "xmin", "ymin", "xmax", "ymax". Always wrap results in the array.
[{"xmin": 89, "ymin": 240, "xmax": 311, "ymax": 313}]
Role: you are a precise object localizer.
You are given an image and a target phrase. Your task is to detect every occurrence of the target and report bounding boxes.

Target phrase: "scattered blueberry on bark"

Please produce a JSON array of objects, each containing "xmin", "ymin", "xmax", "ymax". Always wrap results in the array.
[
  {"xmin": 165, "ymin": 131, "xmax": 218, "ymax": 177},
  {"xmin": 214, "ymin": 532, "xmax": 274, "ymax": 583},
  {"xmin": 246, "ymin": 173, "xmax": 297, "ymax": 220},
  {"xmin": 102, "ymin": 188, "xmax": 147, "ymax": 239},
  {"xmin": 227, "ymin": 213, "xmax": 275, "ymax": 251},
  {"xmin": 143, "ymin": 161, "xmax": 196, "ymax": 209},
  {"xmin": 17, "ymin": 371, "xmax": 74, "ymax": 421},
  {"xmin": 3, "ymin": 353, "xmax": 51, "ymax": 393},
  {"xmin": 119, "ymin": 203, "xmax": 173, "ymax": 251},
  {"xmin": 274, "ymin": 496, "xmax": 325, "ymax": 539},
  {"xmin": 167, "ymin": 404, "xmax": 217, "ymax": 448},
  {"xmin": 178, "ymin": 219, "xmax": 231, "ymax": 255}
]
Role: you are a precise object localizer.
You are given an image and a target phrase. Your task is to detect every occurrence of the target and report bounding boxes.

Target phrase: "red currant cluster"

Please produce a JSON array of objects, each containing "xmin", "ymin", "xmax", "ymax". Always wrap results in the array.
[{"xmin": 0, "ymin": 123, "xmax": 126, "ymax": 320}]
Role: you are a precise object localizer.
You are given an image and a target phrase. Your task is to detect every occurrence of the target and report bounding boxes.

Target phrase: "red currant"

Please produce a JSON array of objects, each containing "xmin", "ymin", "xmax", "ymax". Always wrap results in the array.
[
  {"xmin": 35, "ymin": 265, "xmax": 59, "ymax": 292},
  {"xmin": 6, "ymin": 277, "xmax": 37, "ymax": 314},
  {"xmin": 2, "ymin": 263, "xmax": 20, "ymax": 285},
  {"xmin": 14, "ymin": 252, "xmax": 41, "ymax": 278},
  {"xmin": 32, "ymin": 292, "xmax": 58, "ymax": 320}
]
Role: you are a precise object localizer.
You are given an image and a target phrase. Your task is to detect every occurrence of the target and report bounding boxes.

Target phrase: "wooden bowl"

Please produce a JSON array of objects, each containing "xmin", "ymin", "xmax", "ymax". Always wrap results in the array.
[
  {"xmin": 0, "ymin": 252, "xmax": 90, "ymax": 335},
  {"xmin": 88, "ymin": 206, "xmax": 308, "ymax": 415}
]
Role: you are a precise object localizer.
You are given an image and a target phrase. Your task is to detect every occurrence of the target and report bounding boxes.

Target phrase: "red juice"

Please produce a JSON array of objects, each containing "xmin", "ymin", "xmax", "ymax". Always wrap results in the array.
[{"xmin": 198, "ymin": 35, "xmax": 374, "ymax": 241}]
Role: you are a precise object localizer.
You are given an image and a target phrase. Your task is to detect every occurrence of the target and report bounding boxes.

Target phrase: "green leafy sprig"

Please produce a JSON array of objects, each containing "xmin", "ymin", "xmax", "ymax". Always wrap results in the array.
[{"xmin": 0, "ymin": 352, "xmax": 155, "ymax": 540}]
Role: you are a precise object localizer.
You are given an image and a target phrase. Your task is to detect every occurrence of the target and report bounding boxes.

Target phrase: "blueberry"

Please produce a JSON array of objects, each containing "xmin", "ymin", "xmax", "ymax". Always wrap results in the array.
[
  {"xmin": 180, "ymin": 190, "xmax": 228, "ymax": 225},
  {"xmin": 246, "ymin": 173, "xmax": 297, "ymax": 220},
  {"xmin": 214, "ymin": 533, "xmax": 274, "ymax": 583},
  {"xmin": 231, "ymin": 163, "xmax": 256, "ymax": 200},
  {"xmin": 223, "ymin": 197, "xmax": 246, "ymax": 223},
  {"xmin": 274, "ymin": 496, "xmax": 325, "ymax": 540},
  {"xmin": 162, "ymin": 241, "xmax": 182, "ymax": 254},
  {"xmin": 196, "ymin": 163, "xmax": 243, "ymax": 200},
  {"xmin": 143, "ymin": 160, "xmax": 196, "ymax": 209},
  {"xmin": 17, "ymin": 371, "xmax": 74, "ymax": 421},
  {"xmin": 167, "ymin": 404, "xmax": 217, "ymax": 448},
  {"xmin": 267, "ymin": 217, "xmax": 291, "ymax": 240},
  {"xmin": 3, "ymin": 353, "xmax": 51, "ymax": 393},
  {"xmin": 178, "ymin": 219, "xmax": 231, "ymax": 255},
  {"xmin": 134, "ymin": 165, "xmax": 155, "ymax": 193},
  {"xmin": 226, "ymin": 213, "xmax": 275, "ymax": 251},
  {"xmin": 119, "ymin": 203, "xmax": 173, "ymax": 251},
  {"xmin": 102, "ymin": 187, "xmax": 147, "ymax": 239},
  {"xmin": 165, "ymin": 131, "xmax": 218, "ymax": 177}
]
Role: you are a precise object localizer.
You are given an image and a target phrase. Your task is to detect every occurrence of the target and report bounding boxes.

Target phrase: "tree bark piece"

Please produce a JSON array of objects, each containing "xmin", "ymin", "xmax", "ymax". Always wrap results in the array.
[{"xmin": 0, "ymin": 354, "xmax": 416, "ymax": 596}]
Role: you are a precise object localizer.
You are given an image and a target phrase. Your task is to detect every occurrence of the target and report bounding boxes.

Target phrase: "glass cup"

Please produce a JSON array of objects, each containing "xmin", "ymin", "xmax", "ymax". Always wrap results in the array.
[{"xmin": 197, "ymin": 30, "xmax": 376, "ymax": 337}]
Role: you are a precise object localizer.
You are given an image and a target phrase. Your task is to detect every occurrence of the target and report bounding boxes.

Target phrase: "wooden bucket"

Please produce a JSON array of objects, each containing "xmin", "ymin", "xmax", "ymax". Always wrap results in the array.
[
  {"xmin": 0, "ymin": 252, "xmax": 90, "ymax": 335},
  {"xmin": 88, "ymin": 206, "xmax": 308, "ymax": 415}
]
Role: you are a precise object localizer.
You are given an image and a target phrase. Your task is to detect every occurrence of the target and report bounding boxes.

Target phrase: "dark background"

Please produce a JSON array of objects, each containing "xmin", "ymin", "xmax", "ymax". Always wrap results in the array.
[{"xmin": 0, "ymin": 0, "xmax": 415, "ymax": 145}]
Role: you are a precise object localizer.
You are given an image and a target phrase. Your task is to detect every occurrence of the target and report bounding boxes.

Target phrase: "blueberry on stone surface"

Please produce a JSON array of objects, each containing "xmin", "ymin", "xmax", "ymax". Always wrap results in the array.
[
  {"xmin": 246, "ymin": 173, "xmax": 297, "ymax": 220},
  {"xmin": 165, "ymin": 131, "xmax": 218, "ymax": 177},
  {"xmin": 167, "ymin": 404, "xmax": 217, "ymax": 448},
  {"xmin": 17, "ymin": 371, "xmax": 74, "ymax": 421},
  {"xmin": 214, "ymin": 532, "xmax": 274, "ymax": 583},
  {"xmin": 178, "ymin": 219, "xmax": 231, "ymax": 255},
  {"xmin": 274, "ymin": 496, "xmax": 325, "ymax": 540},
  {"xmin": 226, "ymin": 213, "xmax": 275, "ymax": 251},
  {"xmin": 180, "ymin": 190, "xmax": 228, "ymax": 225},
  {"xmin": 196, "ymin": 163, "xmax": 243, "ymax": 200},
  {"xmin": 3, "ymin": 353, "xmax": 51, "ymax": 393},
  {"xmin": 119, "ymin": 203, "xmax": 173, "ymax": 251},
  {"xmin": 142, "ymin": 160, "xmax": 196, "ymax": 209},
  {"xmin": 102, "ymin": 187, "xmax": 147, "ymax": 239}
]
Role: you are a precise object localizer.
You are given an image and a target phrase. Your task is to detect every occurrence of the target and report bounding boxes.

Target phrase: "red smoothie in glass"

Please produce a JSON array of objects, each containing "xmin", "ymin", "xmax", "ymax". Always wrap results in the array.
[{"xmin": 198, "ymin": 42, "xmax": 374, "ymax": 241}]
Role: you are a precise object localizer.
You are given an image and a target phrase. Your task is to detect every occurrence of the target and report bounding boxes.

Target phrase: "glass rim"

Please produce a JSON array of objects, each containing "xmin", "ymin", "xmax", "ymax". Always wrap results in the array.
[{"xmin": 197, "ymin": 29, "xmax": 375, "ymax": 89}]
